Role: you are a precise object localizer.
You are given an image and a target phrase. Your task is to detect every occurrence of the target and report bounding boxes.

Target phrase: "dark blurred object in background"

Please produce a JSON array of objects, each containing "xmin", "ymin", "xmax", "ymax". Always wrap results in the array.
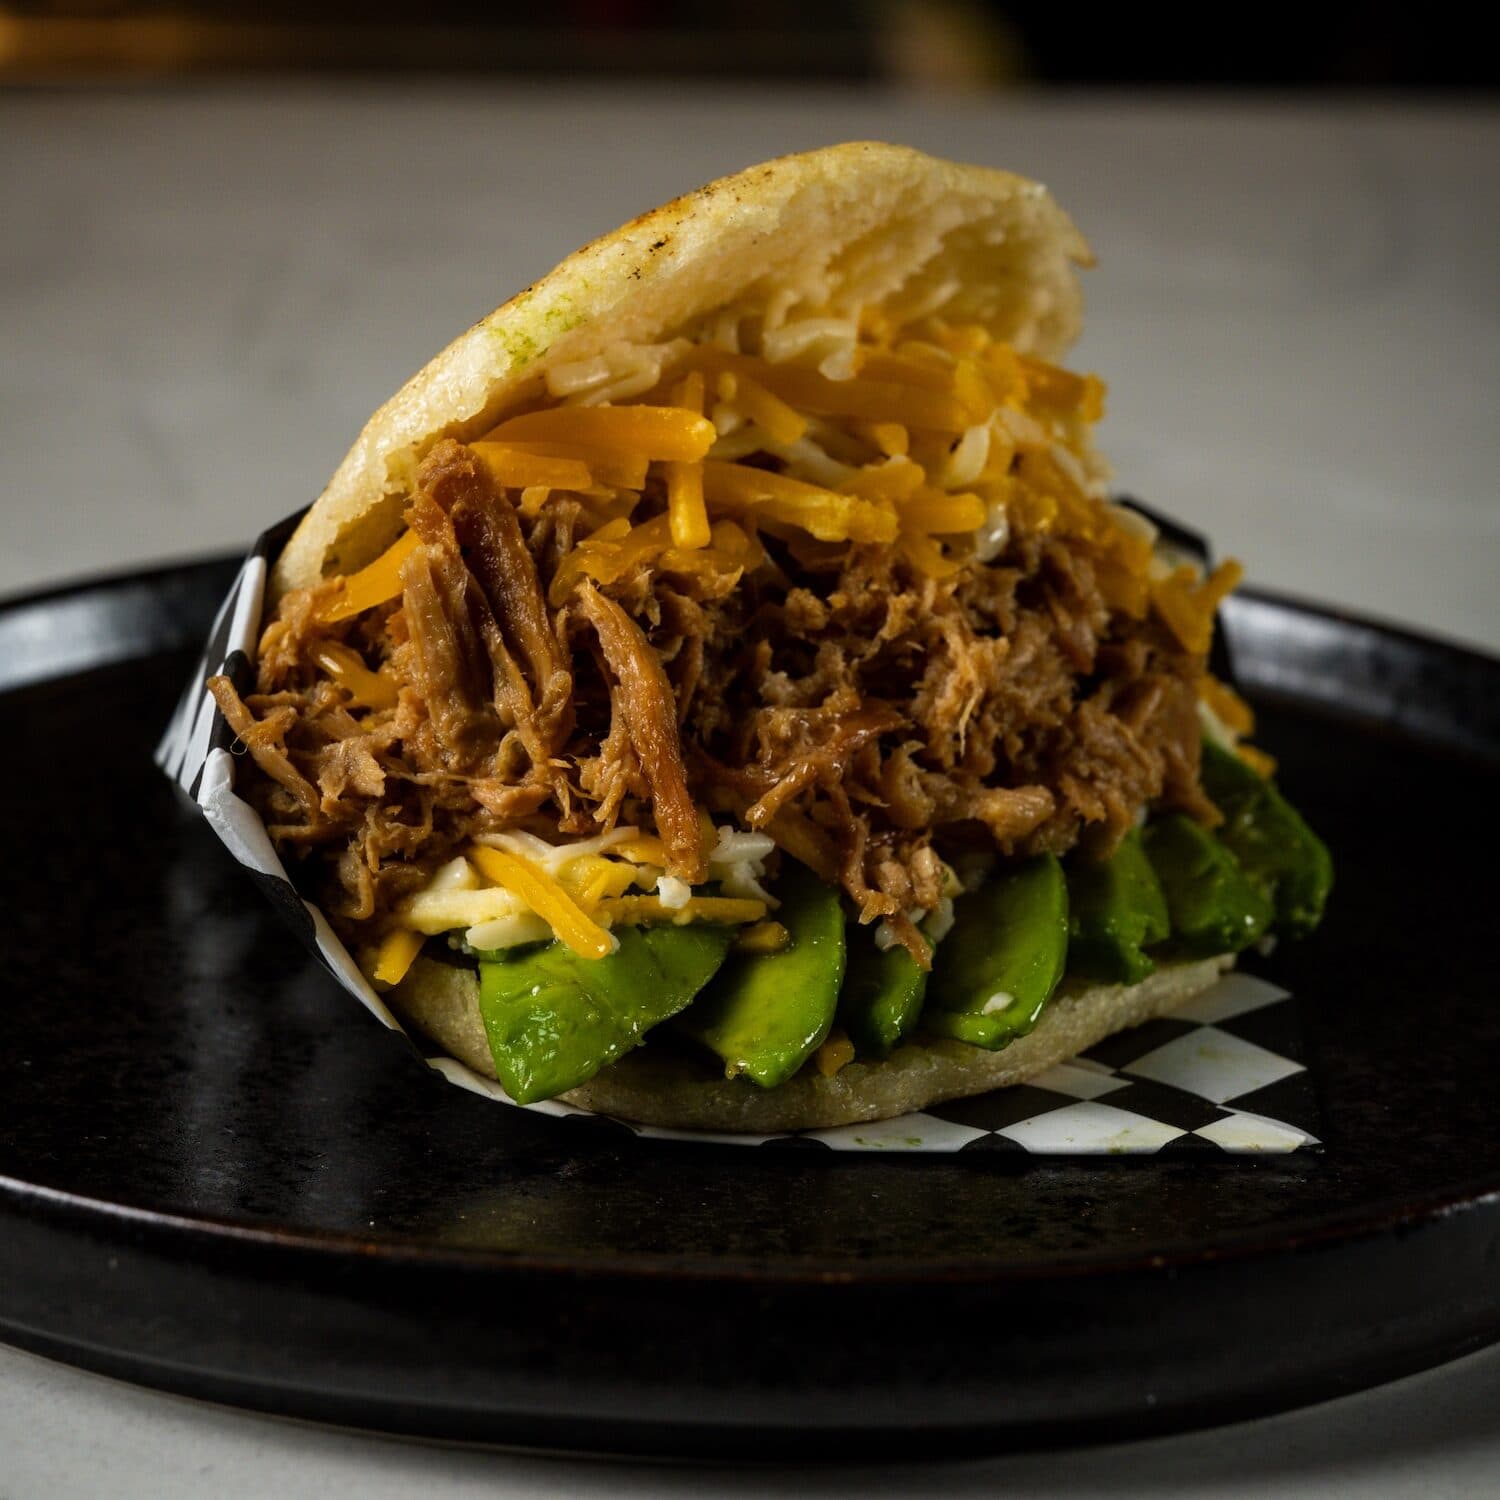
[{"xmin": 1, "ymin": 0, "xmax": 1495, "ymax": 88}]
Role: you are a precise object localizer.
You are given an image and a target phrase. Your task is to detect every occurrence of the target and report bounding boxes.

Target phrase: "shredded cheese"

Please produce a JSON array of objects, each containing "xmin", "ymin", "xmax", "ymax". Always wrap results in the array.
[
  {"xmin": 315, "ymin": 530, "xmax": 421, "ymax": 623},
  {"xmin": 814, "ymin": 1031, "xmax": 856, "ymax": 1078},
  {"xmin": 1237, "ymin": 743, "xmax": 1278, "ymax": 778},
  {"xmin": 733, "ymin": 921, "xmax": 790, "ymax": 954},
  {"xmin": 1199, "ymin": 675, "xmax": 1256, "ymax": 737},
  {"xmin": 311, "ymin": 643, "xmax": 398, "ymax": 710},
  {"xmin": 468, "ymin": 845, "xmax": 618, "ymax": 959},
  {"xmin": 470, "ymin": 442, "xmax": 593, "ymax": 491},
  {"xmin": 371, "ymin": 928, "xmax": 424, "ymax": 987},
  {"xmin": 485, "ymin": 404, "xmax": 716, "ymax": 462}
]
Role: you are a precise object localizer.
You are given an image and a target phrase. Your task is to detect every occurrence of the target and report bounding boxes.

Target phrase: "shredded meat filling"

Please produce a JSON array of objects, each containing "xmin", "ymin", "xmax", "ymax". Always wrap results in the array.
[
  {"xmin": 575, "ymin": 580, "xmax": 707, "ymax": 883},
  {"xmin": 217, "ymin": 433, "xmax": 1212, "ymax": 945}
]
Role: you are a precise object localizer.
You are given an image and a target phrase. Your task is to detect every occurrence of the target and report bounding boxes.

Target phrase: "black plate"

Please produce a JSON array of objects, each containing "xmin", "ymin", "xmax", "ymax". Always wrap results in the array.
[{"xmin": 1, "ymin": 559, "xmax": 1498, "ymax": 1458}]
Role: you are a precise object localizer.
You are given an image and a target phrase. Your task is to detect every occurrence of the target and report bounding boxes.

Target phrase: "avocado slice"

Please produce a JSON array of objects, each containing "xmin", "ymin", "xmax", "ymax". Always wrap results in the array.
[
  {"xmin": 838, "ymin": 925, "xmax": 929, "ymax": 1060},
  {"xmin": 926, "ymin": 855, "xmax": 1069, "ymax": 1050},
  {"xmin": 1066, "ymin": 827, "xmax": 1171, "ymax": 985},
  {"xmin": 1143, "ymin": 813, "xmax": 1272, "ymax": 956},
  {"xmin": 1199, "ymin": 739, "xmax": 1333, "ymax": 938},
  {"xmin": 477, "ymin": 924, "xmax": 733, "ymax": 1104},
  {"xmin": 680, "ymin": 861, "xmax": 846, "ymax": 1088}
]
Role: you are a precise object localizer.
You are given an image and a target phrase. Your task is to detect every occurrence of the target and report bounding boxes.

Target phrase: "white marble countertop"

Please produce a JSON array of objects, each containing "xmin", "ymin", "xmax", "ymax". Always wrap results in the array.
[{"xmin": 2, "ymin": 84, "xmax": 1498, "ymax": 1496}]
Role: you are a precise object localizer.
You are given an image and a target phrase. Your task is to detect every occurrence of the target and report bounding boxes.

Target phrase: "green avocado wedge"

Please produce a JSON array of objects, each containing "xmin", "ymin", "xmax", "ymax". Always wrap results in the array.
[
  {"xmin": 838, "ymin": 925, "xmax": 929, "ymax": 1060},
  {"xmin": 1200, "ymin": 739, "xmax": 1333, "ymax": 938},
  {"xmin": 680, "ymin": 861, "xmax": 846, "ymax": 1088},
  {"xmin": 1143, "ymin": 813, "xmax": 1272, "ymax": 957},
  {"xmin": 477, "ymin": 924, "xmax": 733, "ymax": 1104},
  {"xmin": 926, "ymin": 855, "xmax": 1069, "ymax": 1050},
  {"xmin": 1066, "ymin": 828, "xmax": 1171, "ymax": 985}
]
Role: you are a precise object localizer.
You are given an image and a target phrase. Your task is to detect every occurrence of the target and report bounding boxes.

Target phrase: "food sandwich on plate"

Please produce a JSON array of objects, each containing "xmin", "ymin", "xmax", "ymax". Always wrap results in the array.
[{"xmin": 207, "ymin": 142, "xmax": 1331, "ymax": 1131}]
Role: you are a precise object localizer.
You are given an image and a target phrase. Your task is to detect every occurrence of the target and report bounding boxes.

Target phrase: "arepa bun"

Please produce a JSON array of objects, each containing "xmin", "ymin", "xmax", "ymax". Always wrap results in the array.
[
  {"xmin": 387, "ymin": 955, "xmax": 1233, "ymax": 1132},
  {"xmin": 271, "ymin": 142, "xmax": 1090, "ymax": 599}
]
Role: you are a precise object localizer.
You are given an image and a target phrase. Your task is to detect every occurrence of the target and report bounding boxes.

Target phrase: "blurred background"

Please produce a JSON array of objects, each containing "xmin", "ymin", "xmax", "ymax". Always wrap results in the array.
[{"xmin": 1, "ymin": 0, "xmax": 1496, "ymax": 88}]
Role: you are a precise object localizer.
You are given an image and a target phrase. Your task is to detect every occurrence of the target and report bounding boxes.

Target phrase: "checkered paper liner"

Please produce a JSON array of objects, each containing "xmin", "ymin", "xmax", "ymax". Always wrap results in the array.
[{"xmin": 156, "ymin": 511, "xmax": 1321, "ymax": 1156}]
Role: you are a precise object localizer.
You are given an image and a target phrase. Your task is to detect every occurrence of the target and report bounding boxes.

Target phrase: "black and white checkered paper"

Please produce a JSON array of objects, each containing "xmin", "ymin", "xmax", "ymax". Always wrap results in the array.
[{"xmin": 156, "ymin": 510, "xmax": 1322, "ymax": 1155}]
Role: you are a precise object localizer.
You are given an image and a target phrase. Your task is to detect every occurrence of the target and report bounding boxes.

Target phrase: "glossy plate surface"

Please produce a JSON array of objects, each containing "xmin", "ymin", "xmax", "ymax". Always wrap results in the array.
[{"xmin": 1, "ymin": 560, "xmax": 1497, "ymax": 1456}]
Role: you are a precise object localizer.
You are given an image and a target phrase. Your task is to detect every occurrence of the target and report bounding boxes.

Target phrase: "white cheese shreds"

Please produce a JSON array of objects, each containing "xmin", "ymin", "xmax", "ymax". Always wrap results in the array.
[
  {"xmin": 760, "ymin": 316, "xmax": 859, "ymax": 366},
  {"xmin": 545, "ymin": 353, "xmax": 614, "ymax": 398},
  {"xmin": 941, "ymin": 424, "xmax": 991, "ymax": 489},
  {"xmin": 474, "ymin": 826, "xmax": 638, "ymax": 873},
  {"xmin": 1197, "ymin": 696, "xmax": 1239, "ymax": 750},
  {"xmin": 708, "ymin": 307, "xmax": 743, "ymax": 353},
  {"xmin": 655, "ymin": 875, "xmax": 693, "ymax": 910},
  {"xmin": 1048, "ymin": 442, "xmax": 1090, "ymax": 494},
  {"xmin": 817, "ymin": 344, "xmax": 859, "ymax": 381},
  {"xmin": 546, "ymin": 339, "xmax": 691, "ymax": 404},
  {"xmin": 923, "ymin": 897, "xmax": 956, "ymax": 945},
  {"xmin": 765, "ymin": 435, "xmax": 859, "ymax": 489},
  {"xmin": 973, "ymin": 503, "xmax": 1010, "ymax": 563},
  {"xmin": 997, "ymin": 405, "xmax": 1047, "ymax": 449},
  {"xmin": 430, "ymin": 855, "xmax": 480, "ymax": 892},
  {"xmin": 890, "ymin": 276, "xmax": 960, "ymax": 323},
  {"xmin": 708, "ymin": 826, "xmax": 778, "ymax": 906},
  {"xmin": 711, "ymin": 403, "xmax": 745, "ymax": 437},
  {"xmin": 1106, "ymin": 502, "xmax": 1159, "ymax": 545},
  {"xmin": 464, "ymin": 912, "xmax": 553, "ymax": 952},
  {"xmin": 400, "ymin": 886, "xmax": 528, "ymax": 935}
]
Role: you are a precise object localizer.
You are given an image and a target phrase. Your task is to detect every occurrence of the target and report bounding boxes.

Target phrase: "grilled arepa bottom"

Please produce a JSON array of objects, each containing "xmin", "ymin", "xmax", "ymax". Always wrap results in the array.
[{"xmin": 388, "ymin": 953, "xmax": 1232, "ymax": 1132}]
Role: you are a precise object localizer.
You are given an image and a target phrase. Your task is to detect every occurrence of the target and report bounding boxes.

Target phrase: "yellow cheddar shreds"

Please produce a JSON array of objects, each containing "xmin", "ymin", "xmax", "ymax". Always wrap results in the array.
[
  {"xmin": 897, "ymin": 530, "xmax": 964, "ymax": 580},
  {"xmin": 733, "ymin": 921, "xmax": 791, "ymax": 955},
  {"xmin": 980, "ymin": 341, "xmax": 1025, "ymax": 403},
  {"xmin": 311, "ymin": 643, "xmax": 399, "ymax": 711},
  {"xmin": 856, "ymin": 349, "xmax": 955, "ymax": 394},
  {"xmin": 495, "ymin": 439, "xmax": 651, "ymax": 492},
  {"xmin": 613, "ymin": 833, "xmax": 669, "ymax": 866},
  {"xmin": 1018, "ymin": 354, "xmax": 1105, "ymax": 418},
  {"xmin": 371, "ymin": 928, "xmax": 424, "ymax": 988},
  {"xmin": 469, "ymin": 442, "xmax": 592, "ymax": 491},
  {"xmin": 486, "ymin": 404, "xmax": 717, "ymax": 462},
  {"xmin": 1237, "ymin": 743, "xmax": 1279, "ymax": 778},
  {"xmin": 468, "ymin": 845, "xmax": 617, "ymax": 959},
  {"xmin": 665, "ymin": 460, "xmax": 711, "ymax": 549},
  {"xmin": 562, "ymin": 856, "xmax": 641, "ymax": 909},
  {"xmin": 902, "ymin": 491, "xmax": 987, "ymax": 535},
  {"xmin": 931, "ymin": 323, "xmax": 990, "ymax": 358},
  {"xmin": 843, "ymin": 458, "xmax": 925, "ymax": 501},
  {"xmin": 729, "ymin": 370, "xmax": 808, "ymax": 446},
  {"xmin": 686, "ymin": 349, "xmax": 973, "ymax": 432},
  {"xmin": 814, "ymin": 1031, "xmax": 857, "ymax": 1078},
  {"xmin": 316, "ymin": 530, "xmax": 421, "ymax": 623},
  {"xmin": 1199, "ymin": 675, "xmax": 1257, "ymax": 737},
  {"xmin": 1200, "ymin": 558, "xmax": 1246, "ymax": 612},
  {"xmin": 953, "ymin": 358, "xmax": 995, "ymax": 423},
  {"xmin": 1152, "ymin": 560, "xmax": 1244, "ymax": 655},
  {"xmin": 548, "ymin": 515, "xmax": 668, "ymax": 605},
  {"xmin": 856, "ymin": 420, "xmax": 909, "ymax": 457},
  {"xmin": 671, "ymin": 368, "xmax": 706, "ymax": 415},
  {"xmin": 702, "ymin": 461, "xmax": 897, "ymax": 544}
]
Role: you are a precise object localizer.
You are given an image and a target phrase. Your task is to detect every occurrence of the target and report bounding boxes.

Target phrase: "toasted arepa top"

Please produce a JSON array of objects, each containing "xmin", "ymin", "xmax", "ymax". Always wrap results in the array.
[{"xmin": 272, "ymin": 141, "xmax": 1090, "ymax": 598}]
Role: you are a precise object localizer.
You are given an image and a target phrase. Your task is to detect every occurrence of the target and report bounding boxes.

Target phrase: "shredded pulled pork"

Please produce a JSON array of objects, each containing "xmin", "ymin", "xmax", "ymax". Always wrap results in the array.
[{"xmin": 215, "ymin": 337, "xmax": 1221, "ymax": 968}]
